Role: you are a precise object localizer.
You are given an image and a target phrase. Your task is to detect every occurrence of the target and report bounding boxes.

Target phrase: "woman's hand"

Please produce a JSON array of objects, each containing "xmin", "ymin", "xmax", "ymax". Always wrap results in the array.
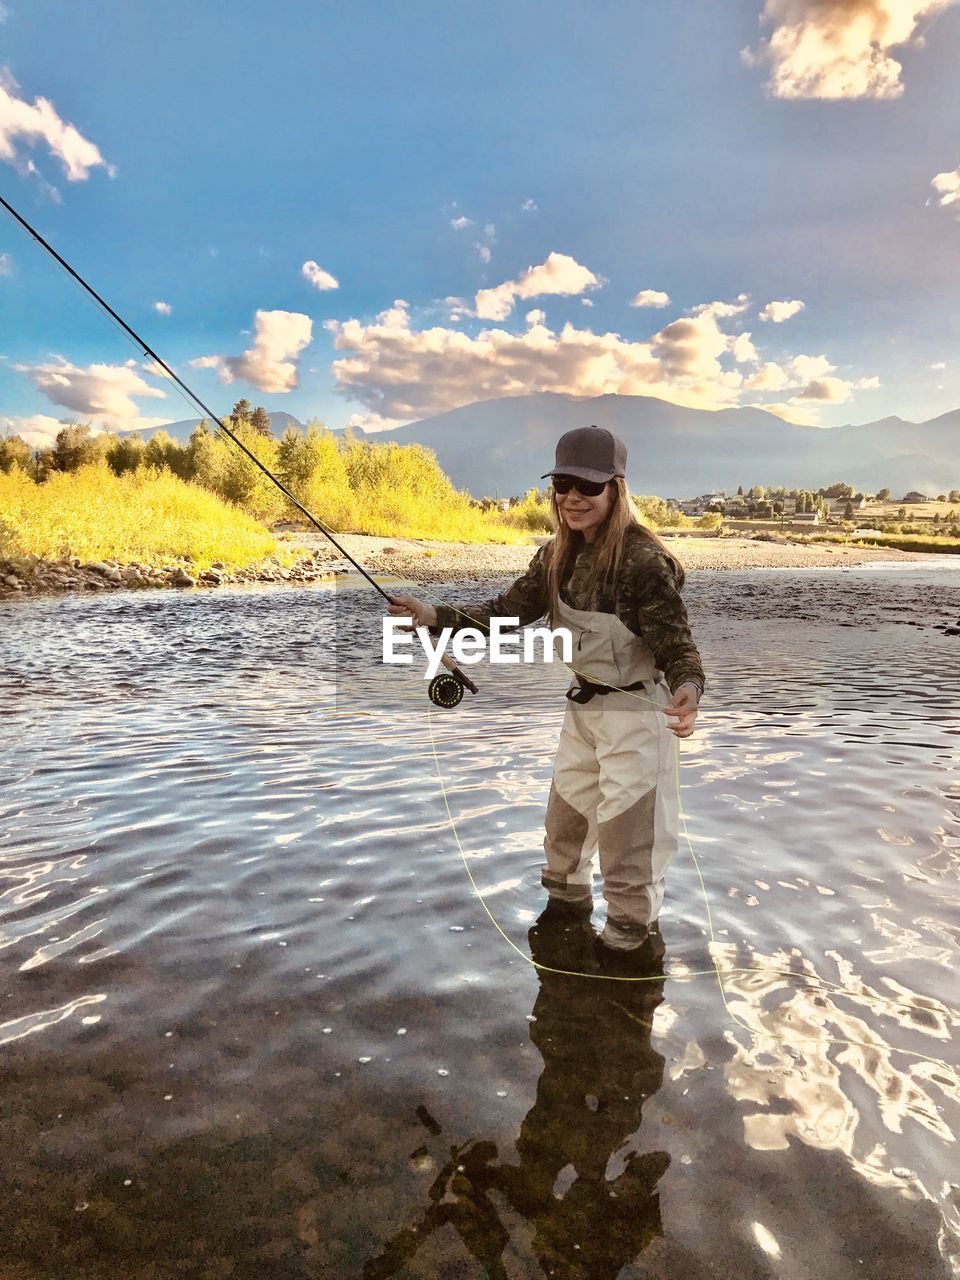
[
  {"xmin": 387, "ymin": 593, "xmax": 438, "ymax": 631},
  {"xmin": 661, "ymin": 683, "xmax": 700, "ymax": 738}
]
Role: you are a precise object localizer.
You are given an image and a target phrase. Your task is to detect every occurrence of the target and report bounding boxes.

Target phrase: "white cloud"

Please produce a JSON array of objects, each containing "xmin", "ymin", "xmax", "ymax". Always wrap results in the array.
[
  {"xmin": 443, "ymin": 295, "xmax": 471, "ymax": 322},
  {"xmin": 344, "ymin": 411, "xmax": 402, "ymax": 433},
  {"xmin": 325, "ymin": 290, "xmax": 877, "ymax": 428},
  {"xmin": 301, "ymin": 260, "xmax": 339, "ymax": 290},
  {"xmin": 743, "ymin": 0, "xmax": 957, "ymax": 100},
  {"xmin": 483, "ymin": 223, "xmax": 496, "ymax": 239},
  {"xmin": 521, "ymin": 198, "xmax": 537, "ymax": 212},
  {"xmin": 630, "ymin": 289, "xmax": 671, "ymax": 308},
  {"xmin": 475, "ymin": 252, "xmax": 601, "ymax": 321},
  {"xmin": 0, "ymin": 5, "xmax": 8, "ymax": 23},
  {"xmin": 0, "ymin": 67, "xmax": 114, "ymax": 181},
  {"xmin": 793, "ymin": 375, "xmax": 854, "ymax": 402},
  {"xmin": 931, "ymin": 165, "xmax": 960, "ymax": 207},
  {"xmin": 930, "ymin": 360, "xmax": 947, "ymax": 369},
  {"xmin": 476, "ymin": 243, "xmax": 492, "ymax": 264},
  {"xmin": 732, "ymin": 332, "xmax": 760, "ymax": 363},
  {"xmin": 1, "ymin": 414, "xmax": 72, "ymax": 447},
  {"xmin": 328, "ymin": 298, "xmax": 755, "ymax": 421},
  {"xmin": 692, "ymin": 296, "xmax": 750, "ymax": 320},
  {"xmin": 153, "ymin": 300, "xmax": 172, "ymax": 315},
  {"xmin": 790, "ymin": 353, "xmax": 835, "ymax": 381},
  {"xmin": 759, "ymin": 298, "xmax": 805, "ymax": 322},
  {"xmin": 15, "ymin": 357, "xmax": 168, "ymax": 428},
  {"xmin": 0, "ymin": 250, "xmax": 10, "ymax": 275},
  {"xmin": 15, "ymin": 156, "xmax": 61, "ymax": 203},
  {"xmin": 581, "ymin": 298, "xmax": 594, "ymax": 308},
  {"xmin": 756, "ymin": 400, "xmax": 821, "ymax": 426},
  {"xmin": 450, "ymin": 215, "xmax": 473, "ymax": 230},
  {"xmin": 747, "ymin": 361, "xmax": 790, "ymax": 391},
  {"xmin": 749, "ymin": 356, "xmax": 878, "ymax": 415},
  {"xmin": 1, "ymin": 412, "xmax": 173, "ymax": 447},
  {"xmin": 791, "ymin": 374, "xmax": 878, "ymax": 402},
  {"xmin": 651, "ymin": 312, "xmax": 743, "ymax": 386},
  {"xmin": 190, "ymin": 310, "xmax": 312, "ymax": 393}
]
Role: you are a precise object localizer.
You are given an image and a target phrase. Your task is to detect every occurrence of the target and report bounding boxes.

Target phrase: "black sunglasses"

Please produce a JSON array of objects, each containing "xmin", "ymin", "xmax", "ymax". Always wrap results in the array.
[{"xmin": 551, "ymin": 474, "xmax": 609, "ymax": 498}]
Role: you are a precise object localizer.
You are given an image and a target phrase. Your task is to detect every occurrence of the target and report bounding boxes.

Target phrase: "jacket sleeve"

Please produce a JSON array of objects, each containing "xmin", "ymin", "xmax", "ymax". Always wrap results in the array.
[
  {"xmin": 432, "ymin": 545, "xmax": 549, "ymax": 635},
  {"xmin": 623, "ymin": 548, "xmax": 706, "ymax": 696}
]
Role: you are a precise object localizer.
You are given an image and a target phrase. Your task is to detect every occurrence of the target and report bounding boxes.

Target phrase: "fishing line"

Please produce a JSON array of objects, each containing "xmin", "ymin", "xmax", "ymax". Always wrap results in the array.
[
  {"xmin": 425, "ymin": 697, "xmax": 959, "ymax": 1074},
  {"xmin": 6, "ymin": 194, "xmax": 956, "ymax": 1075},
  {"xmin": 0, "ymin": 193, "xmax": 398, "ymax": 605}
]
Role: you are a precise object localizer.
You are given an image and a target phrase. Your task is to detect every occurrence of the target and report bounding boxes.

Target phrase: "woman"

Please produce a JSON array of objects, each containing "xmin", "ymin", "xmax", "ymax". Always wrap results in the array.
[{"xmin": 388, "ymin": 425, "xmax": 705, "ymax": 952}]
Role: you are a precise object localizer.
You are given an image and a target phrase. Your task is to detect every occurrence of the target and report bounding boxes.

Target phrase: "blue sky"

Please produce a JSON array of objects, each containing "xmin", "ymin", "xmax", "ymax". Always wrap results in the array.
[{"xmin": 1, "ymin": 0, "xmax": 959, "ymax": 446}]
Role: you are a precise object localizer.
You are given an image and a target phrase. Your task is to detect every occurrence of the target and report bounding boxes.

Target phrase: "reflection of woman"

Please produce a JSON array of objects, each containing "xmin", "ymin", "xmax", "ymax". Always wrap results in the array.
[
  {"xmin": 510, "ymin": 909, "xmax": 670, "ymax": 1275},
  {"xmin": 362, "ymin": 910, "xmax": 669, "ymax": 1279},
  {"xmin": 389, "ymin": 425, "xmax": 706, "ymax": 951}
]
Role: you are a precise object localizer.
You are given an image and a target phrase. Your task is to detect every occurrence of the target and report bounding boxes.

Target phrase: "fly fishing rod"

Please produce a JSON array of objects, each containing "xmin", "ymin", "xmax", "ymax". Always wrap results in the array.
[{"xmin": 0, "ymin": 193, "xmax": 477, "ymax": 707}]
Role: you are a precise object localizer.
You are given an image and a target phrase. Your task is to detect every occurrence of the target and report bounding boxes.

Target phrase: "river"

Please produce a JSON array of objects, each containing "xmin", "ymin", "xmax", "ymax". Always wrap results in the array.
[{"xmin": 1, "ymin": 563, "xmax": 958, "ymax": 1279}]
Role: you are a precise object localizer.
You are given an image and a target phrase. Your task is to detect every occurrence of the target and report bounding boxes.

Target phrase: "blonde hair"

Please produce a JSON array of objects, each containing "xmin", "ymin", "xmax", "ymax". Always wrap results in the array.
[{"xmin": 544, "ymin": 477, "xmax": 685, "ymax": 625}]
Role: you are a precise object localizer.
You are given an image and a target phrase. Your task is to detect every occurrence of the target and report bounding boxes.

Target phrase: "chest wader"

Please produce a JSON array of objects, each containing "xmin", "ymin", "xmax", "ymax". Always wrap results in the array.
[{"xmin": 542, "ymin": 596, "xmax": 680, "ymax": 949}]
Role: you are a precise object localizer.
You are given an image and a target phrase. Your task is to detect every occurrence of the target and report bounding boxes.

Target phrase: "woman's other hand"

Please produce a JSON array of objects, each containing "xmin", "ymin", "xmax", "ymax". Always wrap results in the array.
[
  {"xmin": 387, "ymin": 594, "xmax": 438, "ymax": 631},
  {"xmin": 661, "ymin": 683, "xmax": 700, "ymax": 738}
]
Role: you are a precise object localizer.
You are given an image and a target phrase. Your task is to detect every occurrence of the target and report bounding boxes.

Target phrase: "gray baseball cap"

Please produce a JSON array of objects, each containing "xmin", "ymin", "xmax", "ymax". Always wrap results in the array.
[{"xmin": 541, "ymin": 425, "xmax": 627, "ymax": 483}]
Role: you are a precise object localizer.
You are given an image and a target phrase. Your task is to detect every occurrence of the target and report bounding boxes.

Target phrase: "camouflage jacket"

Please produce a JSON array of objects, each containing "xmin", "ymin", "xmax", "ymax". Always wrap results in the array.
[{"xmin": 432, "ymin": 527, "xmax": 706, "ymax": 696}]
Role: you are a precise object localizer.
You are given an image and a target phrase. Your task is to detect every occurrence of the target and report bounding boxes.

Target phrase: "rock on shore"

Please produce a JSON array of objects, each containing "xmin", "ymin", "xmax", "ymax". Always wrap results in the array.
[{"xmin": 0, "ymin": 551, "xmax": 340, "ymax": 599}]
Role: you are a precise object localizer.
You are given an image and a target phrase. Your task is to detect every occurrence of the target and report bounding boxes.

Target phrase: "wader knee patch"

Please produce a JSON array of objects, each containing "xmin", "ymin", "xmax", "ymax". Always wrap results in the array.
[
  {"xmin": 544, "ymin": 781, "xmax": 590, "ymax": 876},
  {"xmin": 598, "ymin": 785, "xmax": 657, "ymax": 889}
]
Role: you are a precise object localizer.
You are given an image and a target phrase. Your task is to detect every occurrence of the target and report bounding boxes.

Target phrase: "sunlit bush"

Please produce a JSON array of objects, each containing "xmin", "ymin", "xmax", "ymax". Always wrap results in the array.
[
  {"xmin": 0, "ymin": 464, "xmax": 282, "ymax": 569},
  {"xmin": 496, "ymin": 488, "xmax": 553, "ymax": 533}
]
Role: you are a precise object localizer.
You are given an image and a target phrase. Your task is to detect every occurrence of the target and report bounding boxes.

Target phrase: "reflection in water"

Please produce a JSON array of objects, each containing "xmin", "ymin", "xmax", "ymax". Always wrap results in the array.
[{"xmin": 364, "ymin": 908, "xmax": 669, "ymax": 1279}]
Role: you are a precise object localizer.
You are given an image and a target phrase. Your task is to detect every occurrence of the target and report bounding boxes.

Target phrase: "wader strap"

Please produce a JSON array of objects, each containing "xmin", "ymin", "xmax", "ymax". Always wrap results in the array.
[{"xmin": 566, "ymin": 676, "xmax": 649, "ymax": 704}]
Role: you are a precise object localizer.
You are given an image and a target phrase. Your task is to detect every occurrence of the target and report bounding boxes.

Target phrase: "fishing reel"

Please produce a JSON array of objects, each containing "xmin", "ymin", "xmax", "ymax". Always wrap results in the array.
[{"xmin": 428, "ymin": 661, "xmax": 478, "ymax": 708}]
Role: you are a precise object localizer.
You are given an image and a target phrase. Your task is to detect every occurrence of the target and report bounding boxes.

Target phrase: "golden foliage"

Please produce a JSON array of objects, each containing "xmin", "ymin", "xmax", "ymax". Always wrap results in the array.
[{"xmin": 0, "ymin": 464, "xmax": 282, "ymax": 570}]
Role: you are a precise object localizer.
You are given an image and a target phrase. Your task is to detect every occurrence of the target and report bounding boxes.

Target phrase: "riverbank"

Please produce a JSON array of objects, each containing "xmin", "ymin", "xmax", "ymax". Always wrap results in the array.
[
  {"xmin": 0, "ymin": 546, "xmax": 336, "ymax": 598},
  {"xmin": 0, "ymin": 531, "xmax": 938, "ymax": 599},
  {"xmin": 292, "ymin": 530, "xmax": 933, "ymax": 583}
]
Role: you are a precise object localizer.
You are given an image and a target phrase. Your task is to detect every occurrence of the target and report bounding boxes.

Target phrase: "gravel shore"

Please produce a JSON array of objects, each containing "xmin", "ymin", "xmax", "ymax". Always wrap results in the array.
[
  {"xmin": 292, "ymin": 530, "xmax": 931, "ymax": 585},
  {"xmin": 0, "ymin": 530, "xmax": 941, "ymax": 602}
]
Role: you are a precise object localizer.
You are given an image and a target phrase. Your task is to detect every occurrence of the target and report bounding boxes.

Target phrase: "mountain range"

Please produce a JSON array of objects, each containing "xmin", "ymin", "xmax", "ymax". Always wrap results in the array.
[{"xmin": 142, "ymin": 393, "xmax": 960, "ymax": 499}]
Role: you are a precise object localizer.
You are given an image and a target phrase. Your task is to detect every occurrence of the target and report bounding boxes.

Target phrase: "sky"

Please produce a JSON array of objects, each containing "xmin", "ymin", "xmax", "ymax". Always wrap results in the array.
[{"xmin": 1, "ymin": 0, "xmax": 959, "ymax": 447}]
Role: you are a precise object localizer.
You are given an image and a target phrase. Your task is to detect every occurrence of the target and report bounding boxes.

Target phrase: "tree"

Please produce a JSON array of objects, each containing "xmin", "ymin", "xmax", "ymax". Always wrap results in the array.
[
  {"xmin": 106, "ymin": 433, "xmax": 146, "ymax": 475},
  {"xmin": 250, "ymin": 406, "xmax": 272, "ymax": 437},
  {"xmin": 876, "ymin": 487, "xmax": 891, "ymax": 502},
  {"xmin": 0, "ymin": 435, "xmax": 32, "ymax": 473},
  {"xmin": 143, "ymin": 430, "xmax": 186, "ymax": 474},
  {"xmin": 949, "ymin": 490, "xmax": 960, "ymax": 504},
  {"xmin": 824, "ymin": 482, "xmax": 854, "ymax": 498},
  {"xmin": 736, "ymin": 484, "xmax": 744, "ymax": 496},
  {"xmin": 843, "ymin": 500, "xmax": 854, "ymax": 519},
  {"xmin": 229, "ymin": 399, "xmax": 252, "ymax": 429},
  {"xmin": 185, "ymin": 422, "xmax": 224, "ymax": 488},
  {"xmin": 216, "ymin": 422, "xmax": 285, "ymax": 521},
  {"xmin": 51, "ymin": 423, "xmax": 111, "ymax": 472},
  {"xmin": 32, "ymin": 447, "xmax": 55, "ymax": 482}
]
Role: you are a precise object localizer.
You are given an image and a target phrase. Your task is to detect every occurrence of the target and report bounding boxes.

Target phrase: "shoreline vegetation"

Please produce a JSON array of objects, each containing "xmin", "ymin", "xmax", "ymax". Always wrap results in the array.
[{"xmin": 1, "ymin": 412, "xmax": 958, "ymax": 601}]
